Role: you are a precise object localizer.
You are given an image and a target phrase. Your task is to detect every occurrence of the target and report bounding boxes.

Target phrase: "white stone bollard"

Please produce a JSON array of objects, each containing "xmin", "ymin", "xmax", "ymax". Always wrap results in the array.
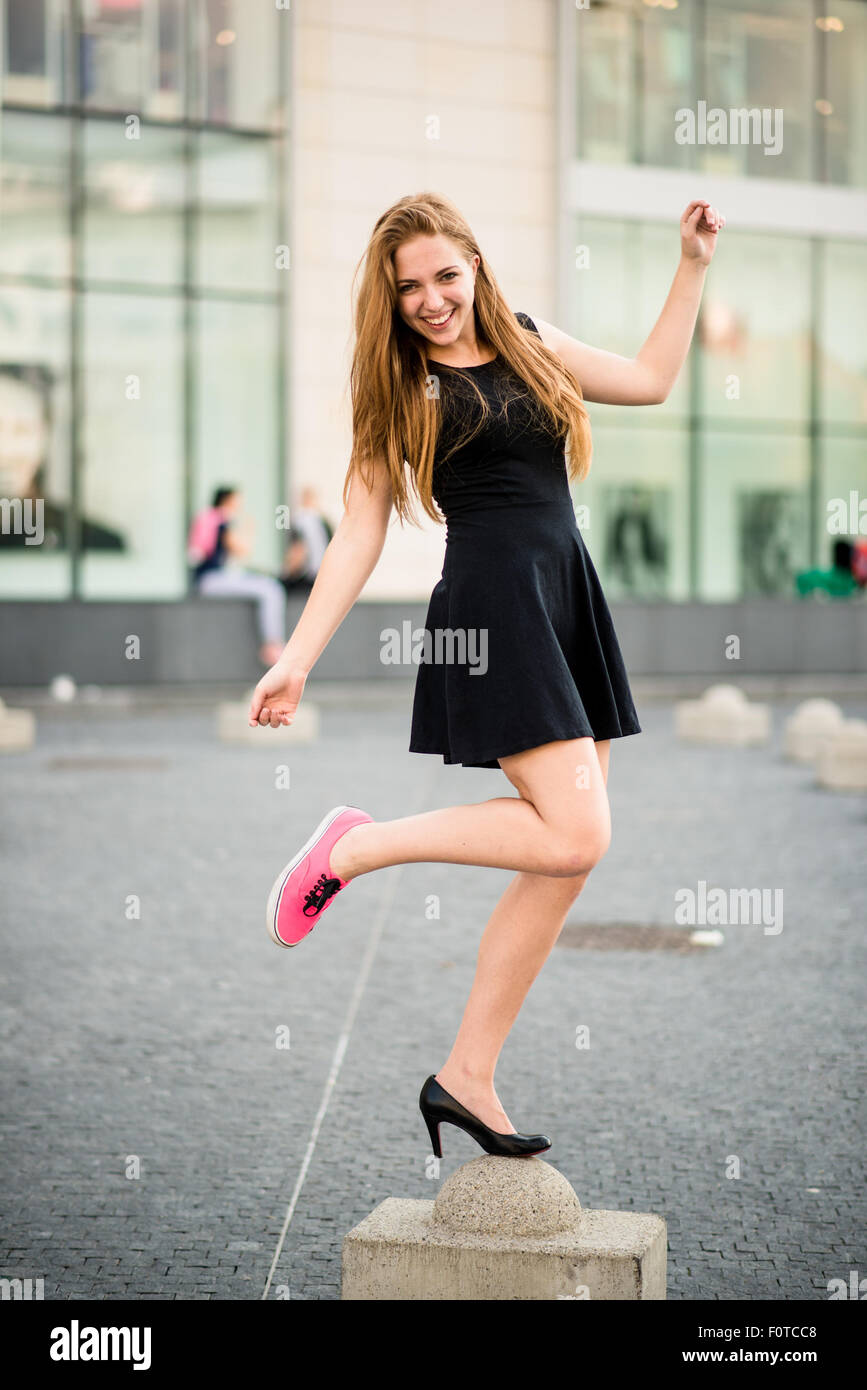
[
  {"xmin": 341, "ymin": 1156, "xmax": 666, "ymax": 1301},
  {"xmin": 0, "ymin": 697, "xmax": 35, "ymax": 752},
  {"xmin": 815, "ymin": 719, "xmax": 867, "ymax": 791},
  {"xmin": 783, "ymin": 699, "xmax": 845, "ymax": 763},
  {"xmin": 675, "ymin": 683, "xmax": 770, "ymax": 746},
  {"xmin": 217, "ymin": 697, "xmax": 319, "ymax": 745},
  {"xmin": 50, "ymin": 674, "xmax": 77, "ymax": 702}
]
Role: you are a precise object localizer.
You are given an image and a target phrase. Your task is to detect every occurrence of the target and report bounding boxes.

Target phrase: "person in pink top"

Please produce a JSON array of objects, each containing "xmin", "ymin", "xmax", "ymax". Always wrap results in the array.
[
  {"xmin": 248, "ymin": 191, "xmax": 724, "ymax": 1158},
  {"xmin": 189, "ymin": 486, "xmax": 287, "ymax": 667}
]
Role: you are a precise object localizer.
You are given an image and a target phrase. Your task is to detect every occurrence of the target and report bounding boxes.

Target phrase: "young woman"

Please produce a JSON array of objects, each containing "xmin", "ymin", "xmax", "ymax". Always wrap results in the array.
[{"xmin": 248, "ymin": 191, "xmax": 725, "ymax": 1159}]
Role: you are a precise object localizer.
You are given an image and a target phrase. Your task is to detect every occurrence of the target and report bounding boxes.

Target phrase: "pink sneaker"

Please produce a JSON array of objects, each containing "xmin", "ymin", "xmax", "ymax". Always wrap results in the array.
[{"xmin": 266, "ymin": 805, "xmax": 373, "ymax": 948}]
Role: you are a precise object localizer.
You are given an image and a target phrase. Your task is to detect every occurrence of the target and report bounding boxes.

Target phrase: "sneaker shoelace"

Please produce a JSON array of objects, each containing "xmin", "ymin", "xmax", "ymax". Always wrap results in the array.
[{"xmin": 302, "ymin": 872, "xmax": 343, "ymax": 917}]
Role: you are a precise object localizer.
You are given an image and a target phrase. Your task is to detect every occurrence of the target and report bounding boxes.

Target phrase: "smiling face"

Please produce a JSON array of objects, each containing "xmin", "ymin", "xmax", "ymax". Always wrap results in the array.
[{"xmin": 393, "ymin": 234, "xmax": 481, "ymax": 356}]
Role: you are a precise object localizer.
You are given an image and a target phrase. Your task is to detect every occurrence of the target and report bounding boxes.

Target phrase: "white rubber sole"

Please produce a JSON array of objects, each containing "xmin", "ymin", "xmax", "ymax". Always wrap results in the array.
[{"xmin": 265, "ymin": 805, "xmax": 353, "ymax": 948}]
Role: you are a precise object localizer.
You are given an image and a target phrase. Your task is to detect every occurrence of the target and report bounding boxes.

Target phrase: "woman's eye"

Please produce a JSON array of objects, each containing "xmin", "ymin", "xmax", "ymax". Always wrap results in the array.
[{"xmin": 398, "ymin": 272, "xmax": 457, "ymax": 292}]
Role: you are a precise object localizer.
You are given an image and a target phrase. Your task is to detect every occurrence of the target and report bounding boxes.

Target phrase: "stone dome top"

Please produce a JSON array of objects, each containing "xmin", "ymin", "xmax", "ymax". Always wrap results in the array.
[{"xmin": 432, "ymin": 1156, "xmax": 582, "ymax": 1237}]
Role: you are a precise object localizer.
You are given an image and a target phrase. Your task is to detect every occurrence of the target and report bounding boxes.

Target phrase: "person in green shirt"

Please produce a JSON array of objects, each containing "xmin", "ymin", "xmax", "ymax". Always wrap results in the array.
[{"xmin": 796, "ymin": 540, "xmax": 859, "ymax": 598}]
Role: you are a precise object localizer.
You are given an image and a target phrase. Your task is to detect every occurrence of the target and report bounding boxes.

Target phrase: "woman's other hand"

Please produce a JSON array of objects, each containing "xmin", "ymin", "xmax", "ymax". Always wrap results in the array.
[{"xmin": 248, "ymin": 659, "xmax": 308, "ymax": 729}]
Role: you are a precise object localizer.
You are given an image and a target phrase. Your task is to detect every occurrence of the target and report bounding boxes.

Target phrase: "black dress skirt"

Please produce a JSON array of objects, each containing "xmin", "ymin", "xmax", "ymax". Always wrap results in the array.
[{"xmin": 408, "ymin": 311, "xmax": 641, "ymax": 770}]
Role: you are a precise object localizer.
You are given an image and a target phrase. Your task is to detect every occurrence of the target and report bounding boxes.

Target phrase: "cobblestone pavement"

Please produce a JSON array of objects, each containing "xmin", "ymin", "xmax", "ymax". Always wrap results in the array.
[{"xmin": 1, "ymin": 683, "xmax": 865, "ymax": 1301}]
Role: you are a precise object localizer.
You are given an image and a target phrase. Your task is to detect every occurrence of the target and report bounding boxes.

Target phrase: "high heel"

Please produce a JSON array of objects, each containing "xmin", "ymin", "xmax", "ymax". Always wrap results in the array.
[
  {"xmin": 419, "ymin": 1075, "xmax": 551, "ymax": 1158},
  {"xmin": 423, "ymin": 1111, "xmax": 442, "ymax": 1159}
]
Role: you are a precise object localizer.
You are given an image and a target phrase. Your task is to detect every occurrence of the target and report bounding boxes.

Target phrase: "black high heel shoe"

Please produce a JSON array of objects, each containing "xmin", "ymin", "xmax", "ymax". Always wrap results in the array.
[{"xmin": 419, "ymin": 1075, "xmax": 552, "ymax": 1158}]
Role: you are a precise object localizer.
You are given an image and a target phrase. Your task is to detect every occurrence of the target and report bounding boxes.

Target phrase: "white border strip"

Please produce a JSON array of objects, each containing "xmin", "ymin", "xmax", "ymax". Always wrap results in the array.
[{"xmin": 565, "ymin": 160, "xmax": 867, "ymax": 242}]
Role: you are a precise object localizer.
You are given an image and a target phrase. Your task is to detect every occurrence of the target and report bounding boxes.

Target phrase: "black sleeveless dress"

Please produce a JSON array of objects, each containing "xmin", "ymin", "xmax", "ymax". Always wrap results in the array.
[{"xmin": 408, "ymin": 311, "xmax": 641, "ymax": 770}]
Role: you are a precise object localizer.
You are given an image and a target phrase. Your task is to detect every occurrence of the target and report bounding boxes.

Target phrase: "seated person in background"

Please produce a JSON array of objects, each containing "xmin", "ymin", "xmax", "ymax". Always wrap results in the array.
[
  {"xmin": 795, "ymin": 539, "xmax": 860, "ymax": 599},
  {"xmin": 188, "ymin": 486, "xmax": 287, "ymax": 667},
  {"xmin": 279, "ymin": 525, "xmax": 315, "ymax": 595},
  {"xmin": 289, "ymin": 485, "xmax": 333, "ymax": 583}
]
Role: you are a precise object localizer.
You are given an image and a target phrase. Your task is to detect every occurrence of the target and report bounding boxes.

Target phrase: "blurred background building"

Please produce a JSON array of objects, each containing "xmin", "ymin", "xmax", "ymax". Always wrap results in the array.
[
  {"xmin": 0, "ymin": 0, "xmax": 288, "ymax": 605},
  {"xmin": 1, "ymin": 0, "xmax": 865, "ymax": 681}
]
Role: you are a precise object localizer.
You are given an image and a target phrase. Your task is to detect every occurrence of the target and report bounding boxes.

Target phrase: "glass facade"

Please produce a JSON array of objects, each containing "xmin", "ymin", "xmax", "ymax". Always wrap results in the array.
[
  {"xmin": 0, "ymin": 0, "xmax": 289, "ymax": 599},
  {"xmin": 568, "ymin": 0, "xmax": 867, "ymax": 600},
  {"xmin": 575, "ymin": 0, "xmax": 867, "ymax": 187}
]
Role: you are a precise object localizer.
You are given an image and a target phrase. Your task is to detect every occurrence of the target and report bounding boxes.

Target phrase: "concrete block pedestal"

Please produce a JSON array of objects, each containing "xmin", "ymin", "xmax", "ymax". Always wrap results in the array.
[
  {"xmin": 216, "ymin": 699, "xmax": 319, "ymax": 745},
  {"xmin": 675, "ymin": 683, "xmax": 770, "ymax": 745},
  {"xmin": 0, "ymin": 697, "xmax": 35, "ymax": 751},
  {"xmin": 342, "ymin": 1156, "xmax": 666, "ymax": 1300},
  {"xmin": 783, "ymin": 698, "xmax": 845, "ymax": 762},
  {"xmin": 815, "ymin": 719, "xmax": 867, "ymax": 790}
]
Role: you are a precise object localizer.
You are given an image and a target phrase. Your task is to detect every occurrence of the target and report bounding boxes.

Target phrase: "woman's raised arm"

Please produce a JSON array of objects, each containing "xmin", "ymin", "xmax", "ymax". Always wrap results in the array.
[{"xmin": 531, "ymin": 199, "xmax": 725, "ymax": 407}]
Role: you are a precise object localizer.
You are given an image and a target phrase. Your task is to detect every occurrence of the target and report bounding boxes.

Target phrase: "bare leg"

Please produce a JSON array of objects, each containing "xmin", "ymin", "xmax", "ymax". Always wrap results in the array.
[
  {"xmin": 435, "ymin": 739, "xmax": 611, "ymax": 1133},
  {"xmin": 329, "ymin": 737, "xmax": 612, "ymax": 882}
]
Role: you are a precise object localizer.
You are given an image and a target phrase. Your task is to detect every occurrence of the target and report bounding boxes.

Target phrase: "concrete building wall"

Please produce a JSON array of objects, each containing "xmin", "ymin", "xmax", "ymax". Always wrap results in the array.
[{"xmin": 289, "ymin": 0, "xmax": 559, "ymax": 599}]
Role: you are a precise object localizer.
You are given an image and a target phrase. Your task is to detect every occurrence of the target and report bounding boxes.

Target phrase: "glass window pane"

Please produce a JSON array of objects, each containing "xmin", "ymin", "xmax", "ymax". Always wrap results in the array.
[
  {"xmin": 80, "ymin": 293, "xmax": 185, "ymax": 598},
  {"xmin": 818, "ymin": 435, "xmax": 867, "ymax": 567},
  {"xmin": 823, "ymin": 0, "xmax": 867, "ymax": 188},
  {"xmin": 569, "ymin": 216, "xmax": 691, "ymax": 426},
  {"xmin": 639, "ymin": 0, "xmax": 695, "ymax": 169},
  {"xmin": 698, "ymin": 231, "xmax": 811, "ymax": 423},
  {"xmin": 568, "ymin": 218, "xmax": 630, "ymax": 359},
  {"xmin": 573, "ymin": 426, "xmax": 691, "ymax": 601},
  {"xmin": 3, "ymin": 0, "xmax": 70, "ymax": 107},
  {"xmin": 80, "ymin": 0, "xmax": 184, "ymax": 120},
  {"xmin": 152, "ymin": 0, "xmax": 186, "ymax": 120},
  {"xmin": 575, "ymin": 0, "xmax": 634, "ymax": 165},
  {"xmin": 82, "ymin": 119, "xmax": 185, "ymax": 287},
  {"xmin": 0, "ymin": 286, "xmax": 72, "ymax": 597},
  {"xmin": 701, "ymin": 0, "xmax": 812, "ymax": 181},
  {"xmin": 698, "ymin": 432, "xmax": 810, "ymax": 599},
  {"xmin": 573, "ymin": 0, "xmax": 867, "ymax": 186},
  {"xmin": 194, "ymin": 0, "xmax": 281, "ymax": 129},
  {"xmin": 0, "ymin": 111, "xmax": 71, "ymax": 279},
  {"xmin": 819, "ymin": 239, "xmax": 867, "ymax": 423},
  {"xmin": 196, "ymin": 132, "xmax": 278, "ymax": 293},
  {"xmin": 80, "ymin": 0, "xmax": 144, "ymax": 112},
  {"xmin": 194, "ymin": 299, "xmax": 280, "ymax": 576}
]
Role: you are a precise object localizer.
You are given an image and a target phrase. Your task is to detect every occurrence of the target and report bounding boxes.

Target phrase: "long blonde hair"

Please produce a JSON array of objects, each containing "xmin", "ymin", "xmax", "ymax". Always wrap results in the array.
[{"xmin": 343, "ymin": 191, "xmax": 592, "ymax": 526}]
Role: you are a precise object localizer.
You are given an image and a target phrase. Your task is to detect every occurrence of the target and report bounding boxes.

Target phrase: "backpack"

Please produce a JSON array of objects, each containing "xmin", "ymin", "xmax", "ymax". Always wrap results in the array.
[{"xmin": 187, "ymin": 506, "xmax": 222, "ymax": 566}]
